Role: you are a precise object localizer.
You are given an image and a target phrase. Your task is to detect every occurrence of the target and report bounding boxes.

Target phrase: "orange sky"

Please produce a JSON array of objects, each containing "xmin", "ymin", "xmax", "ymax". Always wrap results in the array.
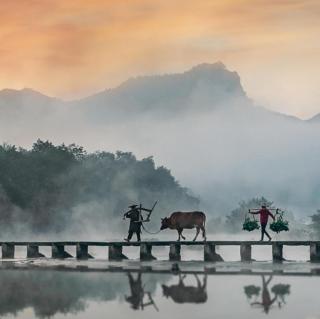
[{"xmin": 0, "ymin": 0, "xmax": 319, "ymax": 118}]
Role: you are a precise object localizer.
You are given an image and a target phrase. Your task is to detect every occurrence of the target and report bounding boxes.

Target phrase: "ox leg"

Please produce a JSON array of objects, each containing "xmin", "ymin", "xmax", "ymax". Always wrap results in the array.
[
  {"xmin": 194, "ymin": 274, "xmax": 201, "ymax": 287},
  {"xmin": 203, "ymin": 275, "xmax": 207, "ymax": 289},
  {"xmin": 177, "ymin": 228, "xmax": 185, "ymax": 241},
  {"xmin": 179, "ymin": 274, "xmax": 186, "ymax": 284},
  {"xmin": 177, "ymin": 229, "xmax": 181, "ymax": 241},
  {"xmin": 193, "ymin": 227, "xmax": 200, "ymax": 241},
  {"xmin": 180, "ymin": 228, "xmax": 186, "ymax": 240},
  {"xmin": 201, "ymin": 226, "xmax": 206, "ymax": 241}
]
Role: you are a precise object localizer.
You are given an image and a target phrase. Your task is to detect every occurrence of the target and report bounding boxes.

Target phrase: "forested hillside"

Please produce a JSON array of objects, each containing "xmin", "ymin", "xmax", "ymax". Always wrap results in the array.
[{"xmin": 0, "ymin": 140, "xmax": 198, "ymax": 237}]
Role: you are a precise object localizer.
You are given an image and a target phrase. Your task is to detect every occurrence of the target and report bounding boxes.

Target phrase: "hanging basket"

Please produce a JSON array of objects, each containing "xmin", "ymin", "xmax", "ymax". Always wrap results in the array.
[
  {"xmin": 244, "ymin": 285, "xmax": 261, "ymax": 299},
  {"xmin": 269, "ymin": 211, "xmax": 289, "ymax": 233},
  {"xmin": 242, "ymin": 215, "xmax": 260, "ymax": 232}
]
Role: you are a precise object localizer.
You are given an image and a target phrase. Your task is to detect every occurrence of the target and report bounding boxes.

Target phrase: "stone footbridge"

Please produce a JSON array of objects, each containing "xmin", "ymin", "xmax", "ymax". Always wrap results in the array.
[{"xmin": 0, "ymin": 241, "xmax": 319, "ymax": 262}]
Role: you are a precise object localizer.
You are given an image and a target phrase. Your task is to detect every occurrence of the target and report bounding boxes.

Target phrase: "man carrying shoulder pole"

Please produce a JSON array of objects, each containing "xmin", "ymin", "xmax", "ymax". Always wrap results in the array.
[
  {"xmin": 123, "ymin": 204, "xmax": 152, "ymax": 242},
  {"xmin": 249, "ymin": 205, "xmax": 275, "ymax": 241}
]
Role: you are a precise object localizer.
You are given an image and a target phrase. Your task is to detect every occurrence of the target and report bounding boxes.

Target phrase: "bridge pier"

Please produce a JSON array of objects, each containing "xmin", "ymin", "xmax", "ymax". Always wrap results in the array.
[
  {"xmin": 240, "ymin": 244, "xmax": 252, "ymax": 262},
  {"xmin": 109, "ymin": 244, "xmax": 128, "ymax": 261},
  {"xmin": 52, "ymin": 244, "xmax": 73, "ymax": 259},
  {"xmin": 2, "ymin": 243, "xmax": 14, "ymax": 259},
  {"xmin": 272, "ymin": 243, "xmax": 283, "ymax": 262},
  {"xmin": 27, "ymin": 245, "xmax": 45, "ymax": 258},
  {"xmin": 169, "ymin": 243, "xmax": 181, "ymax": 261},
  {"xmin": 310, "ymin": 243, "xmax": 320, "ymax": 262},
  {"xmin": 204, "ymin": 243, "xmax": 224, "ymax": 262},
  {"xmin": 76, "ymin": 244, "xmax": 93, "ymax": 260},
  {"xmin": 140, "ymin": 243, "xmax": 156, "ymax": 261}
]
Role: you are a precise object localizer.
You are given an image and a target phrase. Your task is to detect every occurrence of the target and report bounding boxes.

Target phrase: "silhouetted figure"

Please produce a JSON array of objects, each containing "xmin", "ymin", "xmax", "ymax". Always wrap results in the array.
[
  {"xmin": 162, "ymin": 274, "xmax": 207, "ymax": 304},
  {"xmin": 250, "ymin": 205, "xmax": 275, "ymax": 241},
  {"xmin": 251, "ymin": 276, "xmax": 277, "ymax": 314},
  {"xmin": 123, "ymin": 205, "xmax": 151, "ymax": 242},
  {"xmin": 125, "ymin": 273, "xmax": 144, "ymax": 310},
  {"xmin": 125, "ymin": 273, "xmax": 158, "ymax": 311}
]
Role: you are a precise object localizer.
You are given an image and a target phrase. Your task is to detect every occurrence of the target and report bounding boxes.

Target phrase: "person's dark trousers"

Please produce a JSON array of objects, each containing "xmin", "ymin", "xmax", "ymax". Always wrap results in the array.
[
  {"xmin": 261, "ymin": 223, "xmax": 271, "ymax": 241},
  {"xmin": 127, "ymin": 231, "xmax": 141, "ymax": 242},
  {"xmin": 127, "ymin": 231, "xmax": 133, "ymax": 241}
]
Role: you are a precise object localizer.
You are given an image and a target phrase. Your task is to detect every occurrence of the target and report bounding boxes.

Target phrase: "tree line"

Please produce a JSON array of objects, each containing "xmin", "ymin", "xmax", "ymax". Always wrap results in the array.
[{"xmin": 0, "ymin": 140, "xmax": 199, "ymax": 236}]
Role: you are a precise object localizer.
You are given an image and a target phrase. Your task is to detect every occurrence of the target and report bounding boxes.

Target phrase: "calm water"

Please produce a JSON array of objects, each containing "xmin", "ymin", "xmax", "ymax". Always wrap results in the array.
[{"xmin": 0, "ymin": 259, "xmax": 319, "ymax": 319}]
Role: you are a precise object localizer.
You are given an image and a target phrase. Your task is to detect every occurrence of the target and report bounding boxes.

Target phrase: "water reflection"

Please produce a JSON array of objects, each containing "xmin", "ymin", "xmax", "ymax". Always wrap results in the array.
[
  {"xmin": 0, "ymin": 265, "xmax": 311, "ymax": 318},
  {"xmin": 162, "ymin": 274, "xmax": 207, "ymax": 304},
  {"xmin": 125, "ymin": 272, "xmax": 159, "ymax": 311},
  {"xmin": 244, "ymin": 275, "xmax": 291, "ymax": 314}
]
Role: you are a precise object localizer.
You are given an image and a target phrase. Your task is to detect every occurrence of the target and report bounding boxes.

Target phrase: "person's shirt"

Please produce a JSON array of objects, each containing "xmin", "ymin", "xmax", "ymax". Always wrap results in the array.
[
  {"xmin": 125, "ymin": 209, "xmax": 141, "ymax": 222},
  {"xmin": 257, "ymin": 208, "xmax": 275, "ymax": 225}
]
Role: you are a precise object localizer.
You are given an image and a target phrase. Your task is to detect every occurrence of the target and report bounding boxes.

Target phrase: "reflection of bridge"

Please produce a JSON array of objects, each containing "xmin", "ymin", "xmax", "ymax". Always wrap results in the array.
[
  {"xmin": 1, "ymin": 240, "xmax": 320, "ymax": 262},
  {"xmin": 0, "ymin": 264, "xmax": 300, "ymax": 318}
]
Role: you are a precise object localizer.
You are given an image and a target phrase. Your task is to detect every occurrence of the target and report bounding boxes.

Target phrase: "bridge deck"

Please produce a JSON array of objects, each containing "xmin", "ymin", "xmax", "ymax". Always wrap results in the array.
[
  {"xmin": 0, "ymin": 240, "xmax": 318, "ymax": 246},
  {"xmin": 0, "ymin": 240, "xmax": 319, "ymax": 261}
]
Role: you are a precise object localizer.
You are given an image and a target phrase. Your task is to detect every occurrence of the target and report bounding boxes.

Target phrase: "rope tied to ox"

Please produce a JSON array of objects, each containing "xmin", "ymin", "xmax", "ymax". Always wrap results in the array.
[{"xmin": 141, "ymin": 223, "xmax": 162, "ymax": 235}]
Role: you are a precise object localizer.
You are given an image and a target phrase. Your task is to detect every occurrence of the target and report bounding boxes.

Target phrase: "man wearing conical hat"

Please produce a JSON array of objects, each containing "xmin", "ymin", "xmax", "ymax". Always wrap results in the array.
[{"xmin": 123, "ymin": 204, "xmax": 151, "ymax": 242}]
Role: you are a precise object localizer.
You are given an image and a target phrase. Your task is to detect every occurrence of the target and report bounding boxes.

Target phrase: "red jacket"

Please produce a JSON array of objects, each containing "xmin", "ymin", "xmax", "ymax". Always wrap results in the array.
[{"xmin": 252, "ymin": 208, "xmax": 275, "ymax": 225}]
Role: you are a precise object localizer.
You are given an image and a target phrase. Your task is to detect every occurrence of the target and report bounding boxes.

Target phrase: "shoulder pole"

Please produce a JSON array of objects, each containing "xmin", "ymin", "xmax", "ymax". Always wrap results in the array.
[{"xmin": 146, "ymin": 201, "xmax": 158, "ymax": 222}]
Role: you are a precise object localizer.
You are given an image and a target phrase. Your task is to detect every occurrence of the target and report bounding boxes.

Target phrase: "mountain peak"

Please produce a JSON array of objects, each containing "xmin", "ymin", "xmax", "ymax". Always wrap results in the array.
[
  {"xmin": 79, "ymin": 61, "xmax": 249, "ymax": 119},
  {"xmin": 0, "ymin": 88, "xmax": 59, "ymax": 104},
  {"xmin": 188, "ymin": 62, "xmax": 226, "ymax": 73},
  {"xmin": 0, "ymin": 87, "xmax": 49, "ymax": 97}
]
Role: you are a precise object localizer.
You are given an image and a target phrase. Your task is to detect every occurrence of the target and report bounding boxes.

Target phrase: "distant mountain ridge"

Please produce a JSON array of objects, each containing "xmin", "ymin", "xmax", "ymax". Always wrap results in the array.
[
  {"xmin": 0, "ymin": 63, "xmax": 318, "ymax": 121},
  {"xmin": 308, "ymin": 113, "xmax": 320, "ymax": 122},
  {"xmin": 0, "ymin": 63, "xmax": 320, "ymax": 215},
  {"xmin": 73, "ymin": 62, "xmax": 251, "ymax": 122}
]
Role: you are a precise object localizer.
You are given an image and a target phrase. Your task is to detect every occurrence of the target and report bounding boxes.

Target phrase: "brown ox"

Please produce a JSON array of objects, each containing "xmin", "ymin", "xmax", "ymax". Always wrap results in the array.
[{"xmin": 160, "ymin": 211, "xmax": 206, "ymax": 241}]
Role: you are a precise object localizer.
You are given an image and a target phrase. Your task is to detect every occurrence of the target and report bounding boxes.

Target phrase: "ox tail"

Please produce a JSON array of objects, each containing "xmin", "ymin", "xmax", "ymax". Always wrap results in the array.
[
  {"xmin": 202, "ymin": 212, "xmax": 207, "ymax": 240},
  {"xmin": 202, "ymin": 211, "xmax": 206, "ymax": 228}
]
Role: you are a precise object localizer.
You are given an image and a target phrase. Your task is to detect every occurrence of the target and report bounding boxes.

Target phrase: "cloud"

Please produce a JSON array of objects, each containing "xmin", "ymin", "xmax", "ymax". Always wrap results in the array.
[{"xmin": 0, "ymin": 0, "xmax": 319, "ymax": 116}]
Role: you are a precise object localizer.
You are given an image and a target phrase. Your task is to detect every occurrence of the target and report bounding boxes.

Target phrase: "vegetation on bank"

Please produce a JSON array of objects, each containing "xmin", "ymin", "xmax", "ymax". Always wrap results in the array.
[
  {"xmin": 0, "ymin": 140, "xmax": 199, "ymax": 235},
  {"xmin": 0, "ymin": 140, "xmax": 318, "ymax": 239}
]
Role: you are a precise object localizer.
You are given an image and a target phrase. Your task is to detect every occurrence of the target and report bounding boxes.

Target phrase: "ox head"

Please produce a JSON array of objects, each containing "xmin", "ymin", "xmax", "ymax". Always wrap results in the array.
[
  {"xmin": 162, "ymin": 284, "xmax": 170, "ymax": 297},
  {"xmin": 160, "ymin": 217, "xmax": 169, "ymax": 230}
]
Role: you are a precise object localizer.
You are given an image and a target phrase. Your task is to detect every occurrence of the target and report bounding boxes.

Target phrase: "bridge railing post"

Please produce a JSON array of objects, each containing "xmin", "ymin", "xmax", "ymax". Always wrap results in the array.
[
  {"xmin": 272, "ymin": 243, "xmax": 283, "ymax": 262},
  {"xmin": 310, "ymin": 242, "xmax": 320, "ymax": 262},
  {"xmin": 140, "ymin": 243, "xmax": 156, "ymax": 261},
  {"xmin": 76, "ymin": 243, "xmax": 93, "ymax": 260},
  {"xmin": 204, "ymin": 243, "xmax": 223, "ymax": 262},
  {"xmin": 27, "ymin": 245, "xmax": 45, "ymax": 258},
  {"xmin": 2, "ymin": 243, "xmax": 14, "ymax": 259},
  {"xmin": 169, "ymin": 243, "xmax": 181, "ymax": 261},
  {"xmin": 108, "ymin": 244, "xmax": 128, "ymax": 261},
  {"xmin": 240, "ymin": 243, "xmax": 252, "ymax": 262}
]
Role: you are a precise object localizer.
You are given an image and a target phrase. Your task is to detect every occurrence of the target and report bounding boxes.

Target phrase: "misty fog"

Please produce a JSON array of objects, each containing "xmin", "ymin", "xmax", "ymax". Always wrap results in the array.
[{"xmin": 1, "ymin": 63, "xmax": 320, "ymax": 239}]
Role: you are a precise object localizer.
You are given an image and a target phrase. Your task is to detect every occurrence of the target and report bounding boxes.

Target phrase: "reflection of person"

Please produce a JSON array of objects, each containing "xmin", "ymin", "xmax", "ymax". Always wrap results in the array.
[
  {"xmin": 250, "ymin": 205, "xmax": 275, "ymax": 241},
  {"xmin": 125, "ymin": 273, "xmax": 144, "ymax": 310},
  {"xmin": 123, "ymin": 205, "xmax": 151, "ymax": 242},
  {"xmin": 125, "ymin": 273, "xmax": 157, "ymax": 311},
  {"xmin": 251, "ymin": 275, "xmax": 277, "ymax": 314}
]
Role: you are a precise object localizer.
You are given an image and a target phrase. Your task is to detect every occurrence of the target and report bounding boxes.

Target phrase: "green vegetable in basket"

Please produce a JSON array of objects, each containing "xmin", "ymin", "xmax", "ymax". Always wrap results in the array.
[
  {"xmin": 243, "ymin": 216, "xmax": 260, "ymax": 232},
  {"xmin": 269, "ymin": 211, "xmax": 289, "ymax": 233},
  {"xmin": 244, "ymin": 285, "xmax": 261, "ymax": 299},
  {"xmin": 271, "ymin": 284, "xmax": 290, "ymax": 297}
]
